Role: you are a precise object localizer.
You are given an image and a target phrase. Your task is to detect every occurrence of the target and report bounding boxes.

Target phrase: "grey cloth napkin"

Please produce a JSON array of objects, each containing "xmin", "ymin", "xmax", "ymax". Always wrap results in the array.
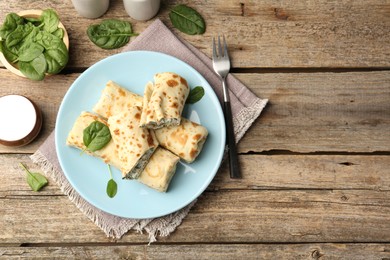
[{"xmin": 31, "ymin": 19, "xmax": 268, "ymax": 242}]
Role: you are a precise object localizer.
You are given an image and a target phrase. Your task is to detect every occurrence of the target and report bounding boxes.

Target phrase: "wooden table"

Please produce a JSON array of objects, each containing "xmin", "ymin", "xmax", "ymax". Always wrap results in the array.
[{"xmin": 1, "ymin": 0, "xmax": 390, "ymax": 258}]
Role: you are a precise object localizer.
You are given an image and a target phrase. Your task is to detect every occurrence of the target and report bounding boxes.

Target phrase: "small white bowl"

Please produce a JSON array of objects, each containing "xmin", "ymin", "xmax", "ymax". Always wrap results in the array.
[
  {"xmin": 0, "ymin": 94, "xmax": 42, "ymax": 147},
  {"xmin": 0, "ymin": 9, "xmax": 69, "ymax": 78}
]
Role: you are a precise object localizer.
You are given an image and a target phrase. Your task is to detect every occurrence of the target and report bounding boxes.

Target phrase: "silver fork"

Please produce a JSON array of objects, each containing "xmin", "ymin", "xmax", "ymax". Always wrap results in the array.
[{"xmin": 212, "ymin": 35, "xmax": 241, "ymax": 179}]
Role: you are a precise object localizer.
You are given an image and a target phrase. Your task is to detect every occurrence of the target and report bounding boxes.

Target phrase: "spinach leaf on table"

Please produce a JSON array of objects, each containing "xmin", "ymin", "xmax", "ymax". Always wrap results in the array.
[
  {"xmin": 169, "ymin": 4, "xmax": 206, "ymax": 35},
  {"xmin": 87, "ymin": 19, "xmax": 138, "ymax": 49},
  {"xmin": 19, "ymin": 163, "xmax": 48, "ymax": 192}
]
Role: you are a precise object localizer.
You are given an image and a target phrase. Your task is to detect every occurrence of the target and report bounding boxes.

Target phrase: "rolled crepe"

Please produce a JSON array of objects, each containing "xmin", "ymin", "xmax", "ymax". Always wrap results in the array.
[
  {"xmin": 108, "ymin": 106, "xmax": 159, "ymax": 179},
  {"xmin": 93, "ymin": 80, "xmax": 143, "ymax": 119},
  {"xmin": 66, "ymin": 111, "xmax": 122, "ymax": 169},
  {"xmin": 154, "ymin": 118, "xmax": 208, "ymax": 163},
  {"xmin": 140, "ymin": 72, "xmax": 190, "ymax": 129},
  {"xmin": 138, "ymin": 147, "xmax": 180, "ymax": 192}
]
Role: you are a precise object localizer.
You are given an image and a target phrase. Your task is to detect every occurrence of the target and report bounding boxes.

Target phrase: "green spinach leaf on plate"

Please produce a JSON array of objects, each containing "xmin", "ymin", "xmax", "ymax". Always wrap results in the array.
[
  {"xmin": 186, "ymin": 86, "xmax": 205, "ymax": 104},
  {"xmin": 83, "ymin": 121, "xmax": 112, "ymax": 152}
]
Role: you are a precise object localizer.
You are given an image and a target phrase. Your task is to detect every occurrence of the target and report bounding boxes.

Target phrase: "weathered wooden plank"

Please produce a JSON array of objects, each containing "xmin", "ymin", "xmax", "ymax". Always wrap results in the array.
[
  {"xmin": 1, "ymin": 243, "xmax": 390, "ymax": 259},
  {"xmin": 236, "ymin": 71, "xmax": 390, "ymax": 153},
  {"xmin": 1, "ymin": 154, "xmax": 389, "ymax": 198},
  {"xmin": 1, "ymin": 189, "xmax": 389, "ymax": 243},
  {"xmin": 213, "ymin": 154, "xmax": 390, "ymax": 191},
  {"xmin": 0, "ymin": 0, "xmax": 389, "ymax": 68},
  {"xmin": 1, "ymin": 71, "xmax": 388, "ymax": 153}
]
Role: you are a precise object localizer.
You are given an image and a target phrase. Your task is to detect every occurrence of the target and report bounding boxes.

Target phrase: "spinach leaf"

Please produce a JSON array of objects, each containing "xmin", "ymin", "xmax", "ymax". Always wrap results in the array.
[
  {"xmin": 36, "ymin": 24, "xmax": 69, "ymax": 76},
  {"xmin": 24, "ymin": 17, "xmax": 42, "ymax": 25},
  {"xmin": 186, "ymin": 86, "xmax": 205, "ymax": 104},
  {"xmin": 40, "ymin": 9, "xmax": 59, "ymax": 33},
  {"xmin": 0, "ymin": 13, "xmax": 24, "ymax": 39},
  {"xmin": 0, "ymin": 41, "xmax": 18, "ymax": 63},
  {"xmin": 87, "ymin": 19, "xmax": 138, "ymax": 49},
  {"xmin": 19, "ymin": 163, "xmax": 48, "ymax": 192},
  {"xmin": 23, "ymin": 26, "xmax": 39, "ymax": 44},
  {"xmin": 52, "ymin": 27, "xmax": 64, "ymax": 39},
  {"xmin": 83, "ymin": 121, "xmax": 112, "ymax": 152},
  {"xmin": 106, "ymin": 165, "xmax": 117, "ymax": 198},
  {"xmin": 5, "ymin": 23, "xmax": 33, "ymax": 48},
  {"xmin": 35, "ymin": 30, "xmax": 59, "ymax": 48},
  {"xmin": 34, "ymin": 31, "xmax": 69, "ymax": 74},
  {"xmin": 107, "ymin": 179, "xmax": 117, "ymax": 198},
  {"xmin": 19, "ymin": 53, "xmax": 47, "ymax": 81},
  {"xmin": 17, "ymin": 42, "xmax": 44, "ymax": 62},
  {"xmin": 169, "ymin": 5, "xmax": 206, "ymax": 35},
  {"xmin": 44, "ymin": 47, "xmax": 68, "ymax": 74}
]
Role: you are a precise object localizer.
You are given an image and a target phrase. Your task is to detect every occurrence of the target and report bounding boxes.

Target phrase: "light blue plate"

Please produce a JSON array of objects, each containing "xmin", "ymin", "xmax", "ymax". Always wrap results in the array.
[{"xmin": 55, "ymin": 51, "xmax": 225, "ymax": 219}]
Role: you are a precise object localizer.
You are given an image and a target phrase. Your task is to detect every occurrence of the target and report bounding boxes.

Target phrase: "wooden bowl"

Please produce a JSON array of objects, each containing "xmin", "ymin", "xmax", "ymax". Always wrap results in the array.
[{"xmin": 0, "ymin": 9, "xmax": 69, "ymax": 78}]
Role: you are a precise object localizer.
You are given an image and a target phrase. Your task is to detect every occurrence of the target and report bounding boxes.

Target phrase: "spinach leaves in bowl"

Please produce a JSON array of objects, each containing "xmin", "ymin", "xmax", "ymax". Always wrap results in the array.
[{"xmin": 0, "ymin": 9, "xmax": 69, "ymax": 81}]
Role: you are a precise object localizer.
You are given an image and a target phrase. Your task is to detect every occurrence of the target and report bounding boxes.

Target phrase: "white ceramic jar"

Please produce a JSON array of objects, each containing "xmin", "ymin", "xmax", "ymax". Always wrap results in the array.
[
  {"xmin": 71, "ymin": 0, "xmax": 110, "ymax": 19},
  {"xmin": 123, "ymin": 0, "xmax": 161, "ymax": 21}
]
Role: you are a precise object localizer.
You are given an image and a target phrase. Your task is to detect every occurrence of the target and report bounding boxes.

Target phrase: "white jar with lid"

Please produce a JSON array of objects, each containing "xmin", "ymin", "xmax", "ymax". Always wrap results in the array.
[
  {"xmin": 123, "ymin": 0, "xmax": 161, "ymax": 21},
  {"xmin": 71, "ymin": 0, "xmax": 110, "ymax": 19}
]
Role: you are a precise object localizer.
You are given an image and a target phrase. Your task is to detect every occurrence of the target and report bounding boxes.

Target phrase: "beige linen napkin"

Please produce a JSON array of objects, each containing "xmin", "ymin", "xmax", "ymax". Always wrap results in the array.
[{"xmin": 31, "ymin": 19, "xmax": 268, "ymax": 243}]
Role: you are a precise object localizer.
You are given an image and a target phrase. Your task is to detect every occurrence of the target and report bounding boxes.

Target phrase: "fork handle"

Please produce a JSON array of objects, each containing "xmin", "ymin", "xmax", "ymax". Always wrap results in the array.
[{"xmin": 223, "ymin": 100, "xmax": 241, "ymax": 179}]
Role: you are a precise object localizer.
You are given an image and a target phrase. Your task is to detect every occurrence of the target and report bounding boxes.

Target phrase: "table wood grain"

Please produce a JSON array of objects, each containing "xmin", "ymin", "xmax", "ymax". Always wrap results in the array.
[{"xmin": 1, "ymin": 0, "xmax": 389, "ymax": 259}]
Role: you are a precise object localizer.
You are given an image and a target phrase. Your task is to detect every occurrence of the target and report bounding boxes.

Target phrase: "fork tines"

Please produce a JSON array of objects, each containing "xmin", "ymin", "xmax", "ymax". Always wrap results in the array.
[{"xmin": 212, "ymin": 35, "xmax": 229, "ymax": 59}]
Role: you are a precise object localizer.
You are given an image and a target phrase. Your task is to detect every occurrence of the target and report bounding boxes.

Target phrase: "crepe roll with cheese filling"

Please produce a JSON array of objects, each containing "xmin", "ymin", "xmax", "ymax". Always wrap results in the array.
[
  {"xmin": 154, "ymin": 118, "xmax": 208, "ymax": 163},
  {"xmin": 140, "ymin": 72, "xmax": 189, "ymax": 129},
  {"xmin": 108, "ymin": 106, "xmax": 159, "ymax": 179},
  {"xmin": 137, "ymin": 147, "xmax": 180, "ymax": 192},
  {"xmin": 93, "ymin": 80, "xmax": 143, "ymax": 119},
  {"xmin": 66, "ymin": 111, "xmax": 122, "ymax": 169}
]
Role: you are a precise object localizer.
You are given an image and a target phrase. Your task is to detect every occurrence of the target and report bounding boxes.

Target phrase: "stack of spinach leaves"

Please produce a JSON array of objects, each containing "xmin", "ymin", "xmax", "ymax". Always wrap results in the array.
[{"xmin": 0, "ymin": 9, "xmax": 69, "ymax": 81}]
